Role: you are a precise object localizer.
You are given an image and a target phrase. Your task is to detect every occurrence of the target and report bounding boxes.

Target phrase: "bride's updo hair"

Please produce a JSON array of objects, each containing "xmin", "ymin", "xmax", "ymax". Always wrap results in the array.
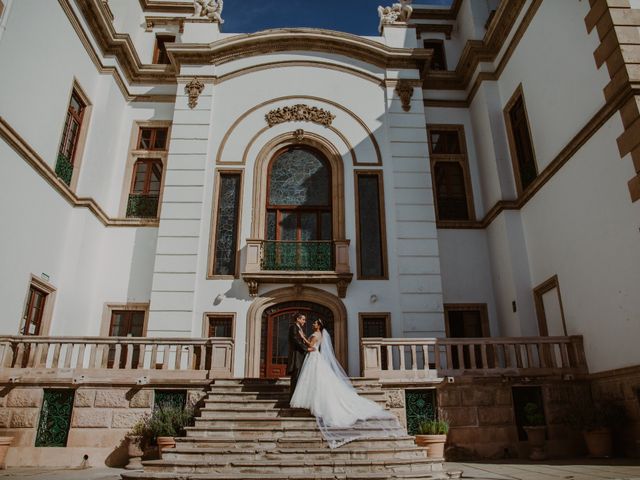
[{"xmin": 315, "ymin": 319, "xmax": 325, "ymax": 331}]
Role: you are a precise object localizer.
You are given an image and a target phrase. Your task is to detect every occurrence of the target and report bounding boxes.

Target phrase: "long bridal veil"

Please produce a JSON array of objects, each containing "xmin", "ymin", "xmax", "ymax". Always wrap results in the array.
[{"xmin": 316, "ymin": 330, "xmax": 405, "ymax": 448}]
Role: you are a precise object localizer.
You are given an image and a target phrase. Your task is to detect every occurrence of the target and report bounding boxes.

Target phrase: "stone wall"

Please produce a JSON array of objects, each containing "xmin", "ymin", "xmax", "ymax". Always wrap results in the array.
[
  {"xmin": 591, "ymin": 365, "xmax": 640, "ymax": 458},
  {"xmin": 0, "ymin": 385, "xmax": 207, "ymax": 468},
  {"xmin": 384, "ymin": 378, "xmax": 590, "ymax": 460}
]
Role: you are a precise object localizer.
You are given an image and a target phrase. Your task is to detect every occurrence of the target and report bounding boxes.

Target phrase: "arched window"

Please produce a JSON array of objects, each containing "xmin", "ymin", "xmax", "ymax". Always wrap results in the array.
[
  {"xmin": 266, "ymin": 147, "xmax": 332, "ymax": 241},
  {"xmin": 263, "ymin": 147, "xmax": 332, "ymax": 271}
]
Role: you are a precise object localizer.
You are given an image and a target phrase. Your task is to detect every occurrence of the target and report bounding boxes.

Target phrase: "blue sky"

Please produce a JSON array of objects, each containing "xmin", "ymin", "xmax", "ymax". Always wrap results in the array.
[{"xmin": 222, "ymin": 0, "xmax": 453, "ymax": 36}]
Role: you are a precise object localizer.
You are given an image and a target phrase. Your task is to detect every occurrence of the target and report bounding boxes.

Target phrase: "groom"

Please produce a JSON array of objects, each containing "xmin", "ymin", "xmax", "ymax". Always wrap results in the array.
[{"xmin": 287, "ymin": 313, "xmax": 307, "ymax": 399}]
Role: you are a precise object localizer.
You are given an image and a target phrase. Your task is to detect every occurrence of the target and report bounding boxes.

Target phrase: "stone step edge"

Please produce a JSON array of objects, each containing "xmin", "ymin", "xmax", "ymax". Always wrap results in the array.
[
  {"xmin": 121, "ymin": 472, "xmax": 442, "ymax": 480},
  {"xmin": 141, "ymin": 458, "xmax": 443, "ymax": 468},
  {"xmin": 165, "ymin": 446, "xmax": 427, "ymax": 455}
]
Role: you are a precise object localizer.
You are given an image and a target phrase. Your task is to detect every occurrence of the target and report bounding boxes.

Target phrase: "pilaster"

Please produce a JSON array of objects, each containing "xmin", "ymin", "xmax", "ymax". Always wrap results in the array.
[
  {"xmin": 385, "ymin": 75, "xmax": 444, "ymax": 337},
  {"xmin": 147, "ymin": 77, "xmax": 213, "ymax": 336}
]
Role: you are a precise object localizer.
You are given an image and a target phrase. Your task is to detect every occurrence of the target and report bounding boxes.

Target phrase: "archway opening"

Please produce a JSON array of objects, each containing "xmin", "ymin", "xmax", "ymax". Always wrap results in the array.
[{"xmin": 260, "ymin": 301, "xmax": 335, "ymax": 378}]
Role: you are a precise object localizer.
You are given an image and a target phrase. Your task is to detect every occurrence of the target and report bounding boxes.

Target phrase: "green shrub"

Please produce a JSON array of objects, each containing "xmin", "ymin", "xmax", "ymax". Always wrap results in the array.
[
  {"xmin": 416, "ymin": 418, "xmax": 449, "ymax": 435},
  {"xmin": 523, "ymin": 402, "xmax": 545, "ymax": 427},
  {"xmin": 129, "ymin": 404, "xmax": 194, "ymax": 444}
]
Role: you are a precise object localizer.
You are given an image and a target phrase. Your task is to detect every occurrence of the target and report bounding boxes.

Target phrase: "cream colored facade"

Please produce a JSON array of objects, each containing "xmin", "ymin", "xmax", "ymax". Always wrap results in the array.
[{"xmin": 0, "ymin": 0, "xmax": 639, "ymax": 467}]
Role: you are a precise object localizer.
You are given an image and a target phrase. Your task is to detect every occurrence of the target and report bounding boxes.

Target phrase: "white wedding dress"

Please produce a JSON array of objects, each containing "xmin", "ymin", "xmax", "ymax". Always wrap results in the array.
[{"xmin": 290, "ymin": 330, "xmax": 405, "ymax": 448}]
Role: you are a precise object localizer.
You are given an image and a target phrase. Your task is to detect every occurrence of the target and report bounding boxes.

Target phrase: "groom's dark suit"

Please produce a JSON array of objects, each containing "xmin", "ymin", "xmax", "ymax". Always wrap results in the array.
[{"xmin": 287, "ymin": 322, "xmax": 307, "ymax": 398}]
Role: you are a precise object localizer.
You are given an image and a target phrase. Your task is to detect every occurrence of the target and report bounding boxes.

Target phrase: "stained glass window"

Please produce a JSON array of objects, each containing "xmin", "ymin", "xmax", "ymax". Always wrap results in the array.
[
  {"xmin": 356, "ymin": 173, "xmax": 385, "ymax": 278},
  {"xmin": 213, "ymin": 173, "xmax": 242, "ymax": 275},
  {"xmin": 268, "ymin": 148, "xmax": 330, "ymax": 206},
  {"xmin": 35, "ymin": 389, "xmax": 74, "ymax": 447}
]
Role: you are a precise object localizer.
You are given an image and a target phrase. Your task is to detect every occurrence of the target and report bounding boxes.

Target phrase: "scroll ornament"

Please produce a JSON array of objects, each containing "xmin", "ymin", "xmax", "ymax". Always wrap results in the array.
[
  {"xmin": 265, "ymin": 104, "xmax": 335, "ymax": 128},
  {"xmin": 395, "ymin": 80, "xmax": 414, "ymax": 112}
]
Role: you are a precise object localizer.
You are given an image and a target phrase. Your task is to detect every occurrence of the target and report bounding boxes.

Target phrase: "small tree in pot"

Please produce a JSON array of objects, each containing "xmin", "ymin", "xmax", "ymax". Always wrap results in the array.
[
  {"xmin": 125, "ymin": 419, "xmax": 148, "ymax": 470},
  {"xmin": 523, "ymin": 402, "xmax": 546, "ymax": 460},
  {"xmin": 129, "ymin": 403, "xmax": 195, "ymax": 460},
  {"xmin": 568, "ymin": 401, "xmax": 626, "ymax": 458},
  {"xmin": 415, "ymin": 413, "xmax": 449, "ymax": 459}
]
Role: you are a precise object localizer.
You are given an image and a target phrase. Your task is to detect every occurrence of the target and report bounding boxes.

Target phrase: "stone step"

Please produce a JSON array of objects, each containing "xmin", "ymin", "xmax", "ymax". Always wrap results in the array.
[
  {"xmin": 192, "ymin": 416, "xmax": 403, "ymax": 431},
  {"xmin": 139, "ymin": 457, "xmax": 443, "ymax": 475},
  {"xmin": 199, "ymin": 406, "xmax": 313, "ymax": 418},
  {"xmin": 161, "ymin": 445, "xmax": 428, "ymax": 462},
  {"xmin": 203, "ymin": 391, "xmax": 388, "ymax": 405},
  {"xmin": 122, "ymin": 471, "xmax": 444, "ymax": 480},
  {"xmin": 175, "ymin": 435, "xmax": 420, "ymax": 450},
  {"xmin": 212, "ymin": 378, "xmax": 383, "ymax": 388}
]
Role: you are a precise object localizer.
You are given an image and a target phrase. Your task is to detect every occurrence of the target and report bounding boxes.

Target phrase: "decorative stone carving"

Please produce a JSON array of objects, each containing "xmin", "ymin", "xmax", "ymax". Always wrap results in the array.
[
  {"xmin": 193, "ymin": 0, "xmax": 224, "ymax": 24},
  {"xmin": 387, "ymin": 389, "xmax": 405, "ymax": 408},
  {"xmin": 185, "ymin": 78, "xmax": 205, "ymax": 109},
  {"xmin": 377, "ymin": 0, "xmax": 413, "ymax": 33},
  {"xmin": 395, "ymin": 80, "xmax": 414, "ymax": 112},
  {"xmin": 265, "ymin": 104, "xmax": 335, "ymax": 128},
  {"xmin": 293, "ymin": 129, "xmax": 305, "ymax": 141},
  {"xmin": 336, "ymin": 279, "xmax": 349, "ymax": 299},
  {"xmin": 247, "ymin": 280, "xmax": 259, "ymax": 297}
]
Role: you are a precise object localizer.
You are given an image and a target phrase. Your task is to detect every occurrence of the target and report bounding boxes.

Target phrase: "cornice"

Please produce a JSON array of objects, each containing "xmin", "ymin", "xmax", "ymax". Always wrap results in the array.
[
  {"xmin": 167, "ymin": 29, "xmax": 432, "ymax": 71},
  {"xmin": 424, "ymin": 0, "xmax": 526, "ymax": 90},
  {"xmin": 76, "ymin": 0, "xmax": 177, "ymax": 84},
  {"xmin": 0, "ymin": 117, "xmax": 159, "ymax": 228},
  {"xmin": 416, "ymin": 23, "xmax": 454, "ymax": 39},
  {"xmin": 138, "ymin": 0, "xmax": 193, "ymax": 14},
  {"xmin": 412, "ymin": 0, "xmax": 463, "ymax": 21}
]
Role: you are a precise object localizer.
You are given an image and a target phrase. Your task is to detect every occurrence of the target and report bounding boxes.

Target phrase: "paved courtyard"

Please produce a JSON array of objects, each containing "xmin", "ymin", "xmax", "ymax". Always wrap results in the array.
[{"xmin": 0, "ymin": 460, "xmax": 639, "ymax": 480}]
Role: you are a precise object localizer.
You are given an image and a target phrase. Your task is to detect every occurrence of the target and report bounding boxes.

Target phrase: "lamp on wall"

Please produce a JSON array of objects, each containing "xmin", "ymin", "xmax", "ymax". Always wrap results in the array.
[{"xmin": 213, "ymin": 293, "xmax": 224, "ymax": 306}]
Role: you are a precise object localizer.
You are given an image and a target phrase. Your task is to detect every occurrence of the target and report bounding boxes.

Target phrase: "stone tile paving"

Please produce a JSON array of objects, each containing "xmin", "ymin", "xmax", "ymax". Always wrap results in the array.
[
  {"xmin": 0, "ymin": 461, "xmax": 639, "ymax": 479},
  {"xmin": 446, "ymin": 460, "xmax": 640, "ymax": 480}
]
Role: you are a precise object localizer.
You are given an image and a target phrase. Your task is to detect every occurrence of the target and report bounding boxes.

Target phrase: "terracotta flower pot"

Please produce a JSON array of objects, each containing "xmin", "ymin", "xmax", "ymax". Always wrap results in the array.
[
  {"xmin": 0, "ymin": 436, "xmax": 13, "ymax": 469},
  {"xmin": 156, "ymin": 436, "xmax": 176, "ymax": 458},
  {"xmin": 584, "ymin": 428, "xmax": 613, "ymax": 458},
  {"xmin": 524, "ymin": 426, "xmax": 547, "ymax": 460},
  {"xmin": 125, "ymin": 435, "xmax": 144, "ymax": 470},
  {"xmin": 415, "ymin": 434, "xmax": 447, "ymax": 459}
]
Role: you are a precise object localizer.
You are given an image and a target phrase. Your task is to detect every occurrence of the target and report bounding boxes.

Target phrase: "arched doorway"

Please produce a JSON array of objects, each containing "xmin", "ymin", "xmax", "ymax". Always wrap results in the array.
[
  {"xmin": 245, "ymin": 285, "xmax": 348, "ymax": 378},
  {"xmin": 260, "ymin": 301, "xmax": 334, "ymax": 378}
]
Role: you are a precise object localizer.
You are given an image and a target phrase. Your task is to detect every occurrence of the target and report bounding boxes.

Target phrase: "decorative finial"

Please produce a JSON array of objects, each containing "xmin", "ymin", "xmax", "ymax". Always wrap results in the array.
[{"xmin": 377, "ymin": 0, "xmax": 413, "ymax": 33}]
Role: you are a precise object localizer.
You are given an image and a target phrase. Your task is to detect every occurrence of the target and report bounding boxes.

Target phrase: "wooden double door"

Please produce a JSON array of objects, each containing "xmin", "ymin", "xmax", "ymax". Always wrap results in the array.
[{"xmin": 260, "ymin": 302, "xmax": 334, "ymax": 379}]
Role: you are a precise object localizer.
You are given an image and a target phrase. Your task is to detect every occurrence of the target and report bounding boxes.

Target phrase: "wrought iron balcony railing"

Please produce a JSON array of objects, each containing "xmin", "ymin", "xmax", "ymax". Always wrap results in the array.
[
  {"xmin": 126, "ymin": 194, "xmax": 160, "ymax": 218},
  {"xmin": 261, "ymin": 240, "xmax": 333, "ymax": 271},
  {"xmin": 55, "ymin": 153, "xmax": 73, "ymax": 186}
]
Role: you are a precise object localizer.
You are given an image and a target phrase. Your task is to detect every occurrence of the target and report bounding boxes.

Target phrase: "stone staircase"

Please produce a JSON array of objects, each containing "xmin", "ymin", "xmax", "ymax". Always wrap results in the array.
[{"xmin": 121, "ymin": 378, "xmax": 444, "ymax": 480}]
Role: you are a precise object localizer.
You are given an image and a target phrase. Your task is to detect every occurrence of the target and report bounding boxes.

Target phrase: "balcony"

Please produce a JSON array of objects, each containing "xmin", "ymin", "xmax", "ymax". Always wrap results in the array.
[
  {"xmin": 126, "ymin": 193, "xmax": 160, "ymax": 218},
  {"xmin": 54, "ymin": 153, "xmax": 73, "ymax": 186},
  {"xmin": 361, "ymin": 336, "xmax": 588, "ymax": 382},
  {"xmin": 241, "ymin": 239, "xmax": 353, "ymax": 298},
  {"xmin": 0, "ymin": 336, "xmax": 233, "ymax": 385}
]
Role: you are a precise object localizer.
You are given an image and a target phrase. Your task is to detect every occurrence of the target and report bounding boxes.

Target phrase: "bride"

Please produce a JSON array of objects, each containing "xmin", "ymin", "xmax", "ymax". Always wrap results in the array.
[{"xmin": 290, "ymin": 318, "xmax": 405, "ymax": 448}]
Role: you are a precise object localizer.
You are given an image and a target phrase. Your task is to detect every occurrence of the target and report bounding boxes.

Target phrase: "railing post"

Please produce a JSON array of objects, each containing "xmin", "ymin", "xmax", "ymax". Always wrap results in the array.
[
  {"xmin": 244, "ymin": 239, "xmax": 262, "ymax": 273},
  {"xmin": 334, "ymin": 240, "xmax": 351, "ymax": 274}
]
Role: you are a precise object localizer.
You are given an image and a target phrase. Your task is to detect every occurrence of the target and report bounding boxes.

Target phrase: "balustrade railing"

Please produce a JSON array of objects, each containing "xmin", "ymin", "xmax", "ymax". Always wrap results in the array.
[
  {"xmin": 261, "ymin": 240, "xmax": 333, "ymax": 271},
  {"xmin": 0, "ymin": 336, "xmax": 233, "ymax": 382},
  {"xmin": 361, "ymin": 336, "xmax": 588, "ymax": 381}
]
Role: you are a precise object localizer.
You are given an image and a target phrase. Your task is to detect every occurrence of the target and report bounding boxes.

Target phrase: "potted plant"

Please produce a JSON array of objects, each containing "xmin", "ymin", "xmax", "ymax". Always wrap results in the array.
[
  {"xmin": 568, "ymin": 402, "xmax": 626, "ymax": 458},
  {"xmin": 522, "ymin": 402, "xmax": 547, "ymax": 460},
  {"xmin": 0, "ymin": 436, "xmax": 13, "ymax": 469},
  {"xmin": 415, "ymin": 415, "xmax": 449, "ymax": 459},
  {"xmin": 125, "ymin": 418, "xmax": 148, "ymax": 470},
  {"xmin": 147, "ymin": 403, "xmax": 194, "ymax": 457}
]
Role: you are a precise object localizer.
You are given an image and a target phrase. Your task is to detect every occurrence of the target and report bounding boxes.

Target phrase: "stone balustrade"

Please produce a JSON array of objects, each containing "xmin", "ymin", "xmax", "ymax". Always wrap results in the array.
[
  {"xmin": 361, "ymin": 336, "xmax": 588, "ymax": 381},
  {"xmin": 0, "ymin": 336, "xmax": 234, "ymax": 384}
]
